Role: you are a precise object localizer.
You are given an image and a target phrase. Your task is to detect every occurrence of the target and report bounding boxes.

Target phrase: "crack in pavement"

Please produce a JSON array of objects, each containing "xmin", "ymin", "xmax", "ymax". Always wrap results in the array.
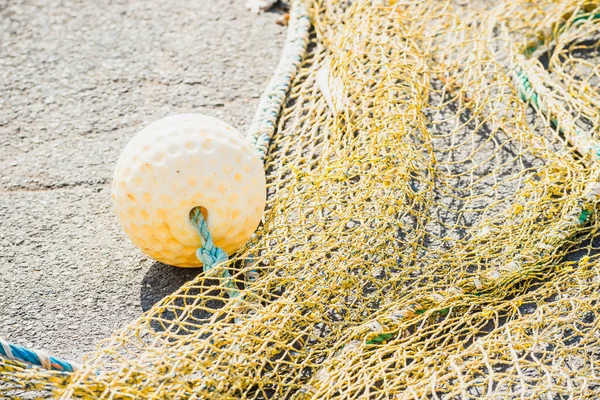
[{"xmin": 0, "ymin": 178, "xmax": 111, "ymax": 193}]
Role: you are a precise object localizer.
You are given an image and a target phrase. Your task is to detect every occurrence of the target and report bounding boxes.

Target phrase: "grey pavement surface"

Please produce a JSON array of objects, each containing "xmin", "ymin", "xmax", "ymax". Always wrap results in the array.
[{"xmin": 0, "ymin": 0, "xmax": 286, "ymax": 362}]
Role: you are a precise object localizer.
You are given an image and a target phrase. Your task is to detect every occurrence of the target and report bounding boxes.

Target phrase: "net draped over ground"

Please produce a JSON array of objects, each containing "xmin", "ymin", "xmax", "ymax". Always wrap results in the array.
[{"xmin": 3, "ymin": 0, "xmax": 600, "ymax": 398}]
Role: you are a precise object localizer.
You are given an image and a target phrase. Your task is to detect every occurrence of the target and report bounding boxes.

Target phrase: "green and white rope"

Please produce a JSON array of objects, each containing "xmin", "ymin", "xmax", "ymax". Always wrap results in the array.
[
  {"xmin": 511, "ymin": 15, "xmax": 600, "ymax": 251},
  {"xmin": 514, "ymin": 11, "xmax": 600, "ymax": 163},
  {"xmin": 248, "ymin": 0, "xmax": 311, "ymax": 159},
  {"xmin": 514, "ymin": 56, "xmax": 600, "ymax": 162}
]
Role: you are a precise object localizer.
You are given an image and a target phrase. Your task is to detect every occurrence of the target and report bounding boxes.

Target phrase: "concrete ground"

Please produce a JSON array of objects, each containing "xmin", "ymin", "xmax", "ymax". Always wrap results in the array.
[{"xmin": 0, "ymin": 0, "xmax": 285, "ymax": 362}]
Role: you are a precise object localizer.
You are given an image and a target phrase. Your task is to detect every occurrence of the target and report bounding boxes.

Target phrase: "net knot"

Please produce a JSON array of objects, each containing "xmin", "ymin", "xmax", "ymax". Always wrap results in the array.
[
  {"xmin": 196, "ymin": 245, "xmax": 228, "ymax": 269},
  {"xmin": 196, "ymin": 247, "xmax": 229, "ymax": 270}
]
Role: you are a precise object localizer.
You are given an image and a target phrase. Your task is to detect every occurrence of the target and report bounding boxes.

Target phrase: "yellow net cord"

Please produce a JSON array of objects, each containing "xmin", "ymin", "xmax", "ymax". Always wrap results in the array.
[{"xmin": 4, "ymin": 0, "xmax": 600, "ymax": 398}]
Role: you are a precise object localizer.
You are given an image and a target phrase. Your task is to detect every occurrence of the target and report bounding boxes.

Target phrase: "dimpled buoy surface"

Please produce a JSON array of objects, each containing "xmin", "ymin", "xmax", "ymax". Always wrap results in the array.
[{"xmin": 112, "ymin": 114, "xmax": 266, "ymax": 267}]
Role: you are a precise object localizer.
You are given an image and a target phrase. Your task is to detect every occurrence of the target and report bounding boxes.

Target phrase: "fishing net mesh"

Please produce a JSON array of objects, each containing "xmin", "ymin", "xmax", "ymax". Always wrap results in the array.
[{"xmin": 4, "ymin": 0, "xmax": 600, "ymax": 398}]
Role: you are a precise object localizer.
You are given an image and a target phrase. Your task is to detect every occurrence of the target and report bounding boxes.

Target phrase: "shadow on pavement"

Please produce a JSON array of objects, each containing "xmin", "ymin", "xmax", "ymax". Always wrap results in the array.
[{"xmin": 140, "ymin": 262, "xmax": 202, "ymax": 312}]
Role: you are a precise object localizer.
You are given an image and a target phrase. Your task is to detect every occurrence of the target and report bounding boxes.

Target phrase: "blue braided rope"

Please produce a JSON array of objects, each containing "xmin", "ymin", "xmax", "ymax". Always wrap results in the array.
[
  {"xmin": 190, "ymin": 207, "xmax": 240, "ymax": 299},
  {"xmin": 0, "ymin": 338, "xmax": 78, "ymax": 372}
]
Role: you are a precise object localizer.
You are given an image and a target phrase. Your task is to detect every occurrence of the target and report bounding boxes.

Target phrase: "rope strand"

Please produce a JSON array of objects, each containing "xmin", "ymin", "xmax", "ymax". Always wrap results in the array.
[{"xmin": 0, "ymin": 338, "xmax": 79, "ymax": 373}]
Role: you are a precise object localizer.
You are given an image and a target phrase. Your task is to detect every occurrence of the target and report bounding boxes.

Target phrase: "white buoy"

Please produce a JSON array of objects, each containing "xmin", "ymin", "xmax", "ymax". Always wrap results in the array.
[{"xmin": 112, "ymin": 114, "xmax": 266, "ymax": 267}]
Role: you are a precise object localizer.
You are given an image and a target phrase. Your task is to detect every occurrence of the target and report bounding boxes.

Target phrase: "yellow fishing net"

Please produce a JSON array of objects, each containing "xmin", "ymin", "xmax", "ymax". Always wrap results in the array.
[{"xmin": 4, "ymin": 0, "xmax": 600, "ymax": 398}]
